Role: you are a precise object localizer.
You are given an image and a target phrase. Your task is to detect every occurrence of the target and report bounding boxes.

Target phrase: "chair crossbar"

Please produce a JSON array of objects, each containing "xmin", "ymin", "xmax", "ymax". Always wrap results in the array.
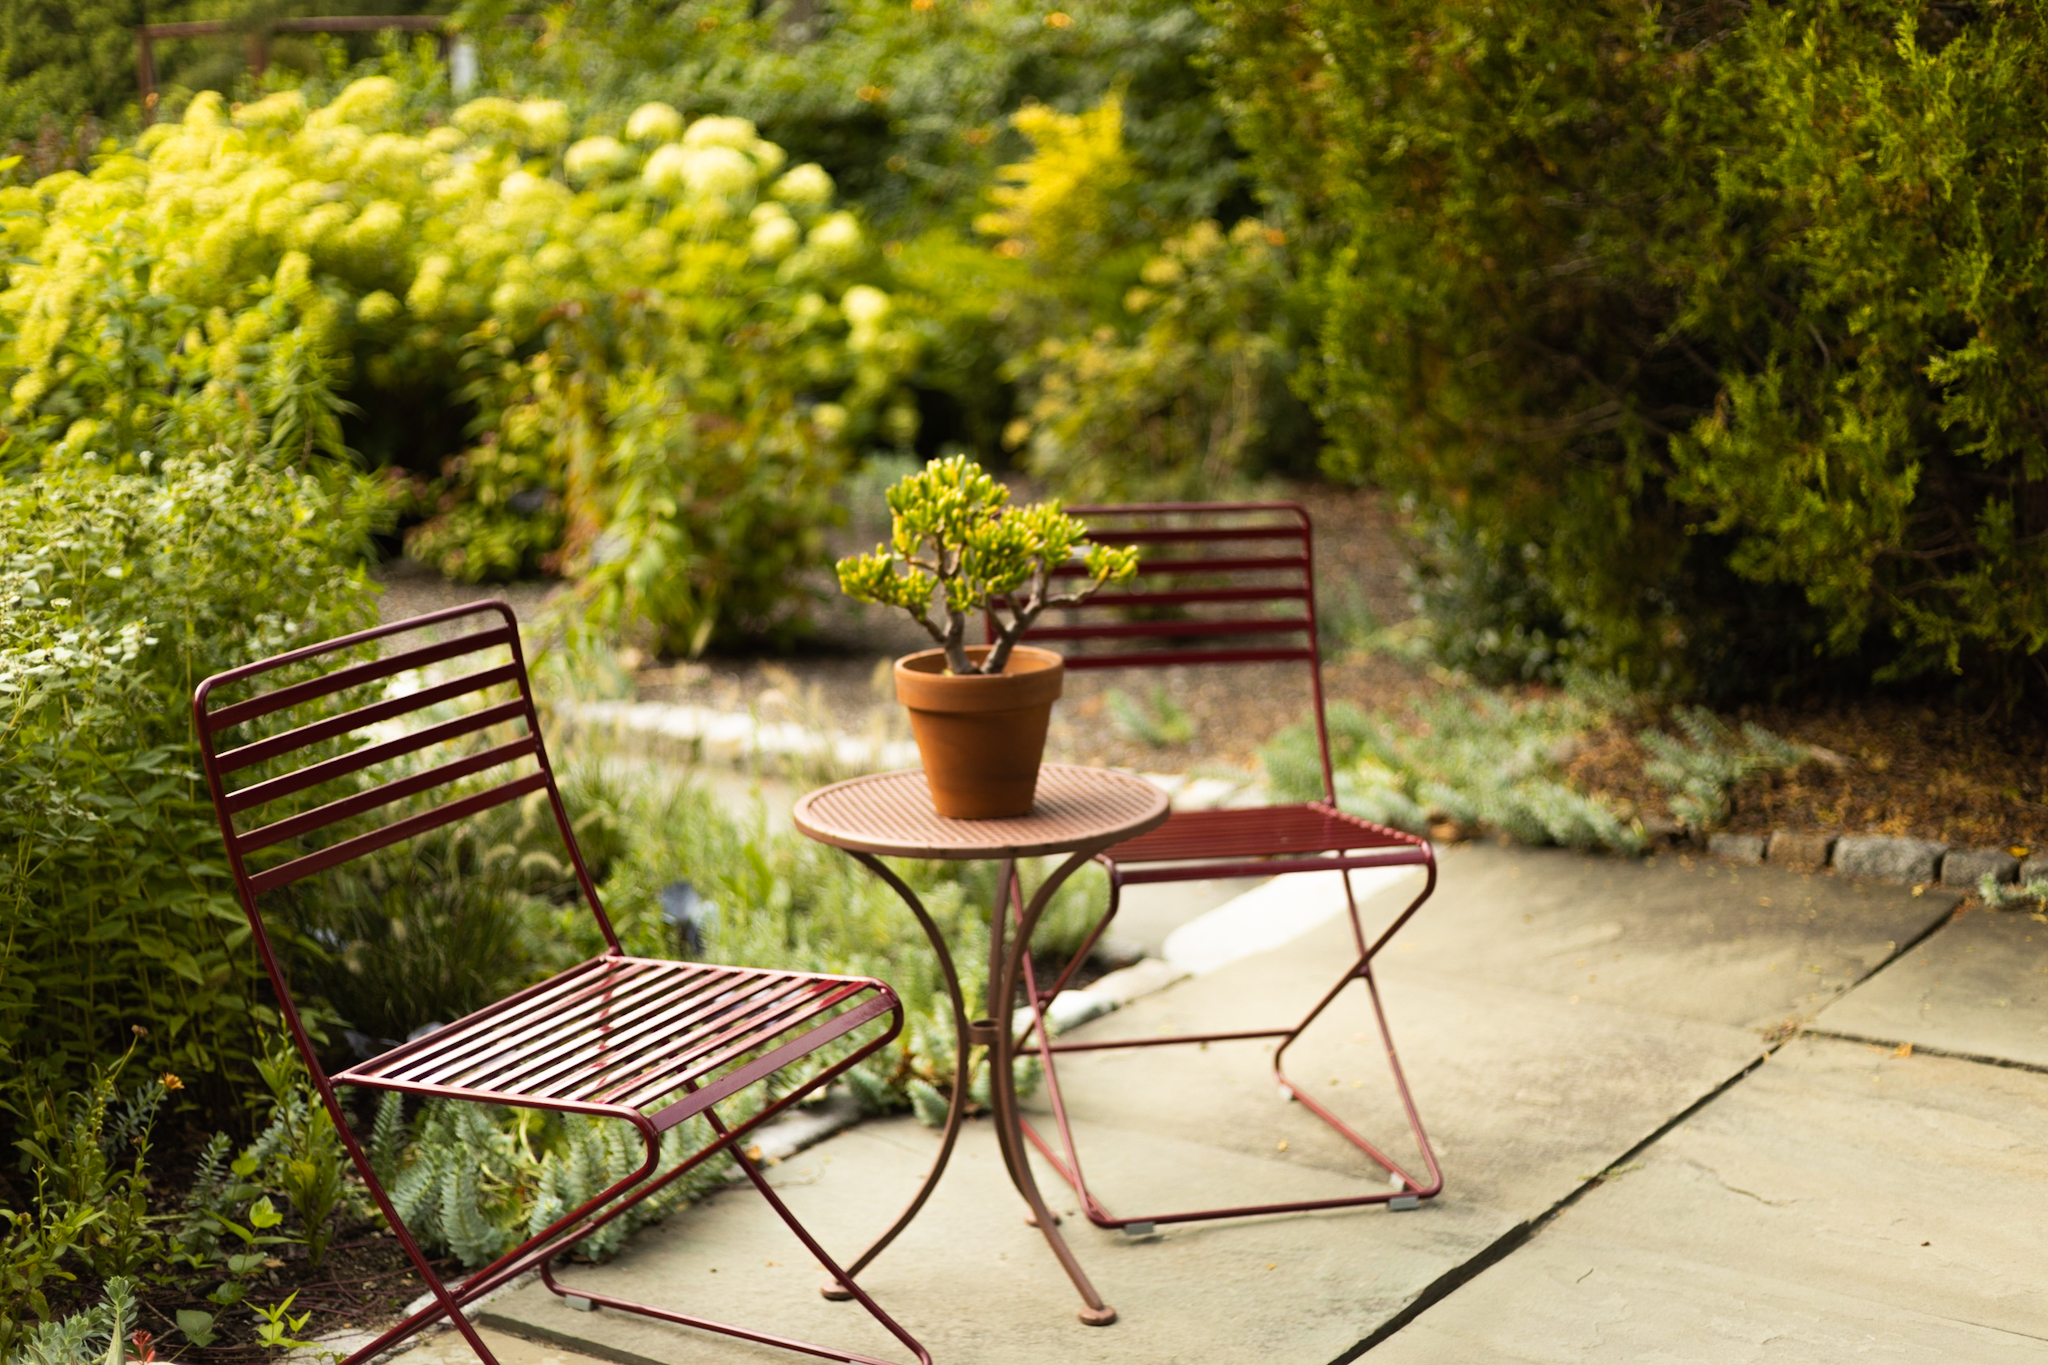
[
  {"xmin": 203, "ymin": 624, "xmax": 514, "ymax": 732},
  {"xmin": 1081, "ymin": 584, "xmax": 1308, "ymax": 609},
  {"xmin": 216, "ymin": 667, "xmax": 523, "ymax": 775},
  {"xmin": 1075, "ymin": 524, "xmax": 1306, "ymax": 545},
  {"xmin": 224, "ymin": 685, "xmax": 526, "ymax": 812},
  {"xmin": 1023, "ymin": 616, "xmax": 1311, "ymax": 645},
  {"xmin": 1052, "ymin": 553, "xmax": 1306, "ymax": 577},
  {"xmin": 236, "ymin": 735, "xmax": 539, "ymax": 852},
  {"xmin": 247, "ymin": 770, "xmax": 547, "ymax": 893},
  {"xmin": 1061, "ymin": 645, "xmax": 1315, "ymax": 670}
]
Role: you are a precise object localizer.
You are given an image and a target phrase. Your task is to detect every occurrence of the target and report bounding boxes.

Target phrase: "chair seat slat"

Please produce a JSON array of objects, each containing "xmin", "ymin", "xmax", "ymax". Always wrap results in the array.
[{"xmin": 1108, "ymin": 804, "xmax": 1422, "ymax": 865}]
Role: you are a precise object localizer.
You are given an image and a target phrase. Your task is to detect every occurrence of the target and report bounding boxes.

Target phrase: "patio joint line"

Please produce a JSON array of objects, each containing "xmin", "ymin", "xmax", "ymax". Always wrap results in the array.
[
  {"xmin": 1798, "ymin": 1028, "xmax": 2048, "ymax": 1078},
  {"xmin": 1331, "ymin": 1045, "xmax": 1776, "ymax": 1364}
]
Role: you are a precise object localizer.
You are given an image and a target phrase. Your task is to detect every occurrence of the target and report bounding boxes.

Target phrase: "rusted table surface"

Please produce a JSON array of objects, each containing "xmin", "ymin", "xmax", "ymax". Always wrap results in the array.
[{"xmin": 791, "ymin": 764, "xmax": 1170, "ymax": 1326}]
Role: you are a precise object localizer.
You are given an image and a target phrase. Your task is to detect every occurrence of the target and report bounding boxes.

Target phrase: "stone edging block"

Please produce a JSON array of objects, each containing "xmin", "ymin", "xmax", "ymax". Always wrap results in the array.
[
  {"xmin": 1941, "ymin": 847, "xmax": 2019, "ymax": 888},
  {"xmin": 1706, "ymin": 832, "xmax": 1765, "ymax": 863},
  {"xmin": 1833, "ymin": 834, "xmax": 1947, "ymax": 883},
  {"xmin": 1766, "ymin": 831, "xmax": 1834, "ymax": 871}
]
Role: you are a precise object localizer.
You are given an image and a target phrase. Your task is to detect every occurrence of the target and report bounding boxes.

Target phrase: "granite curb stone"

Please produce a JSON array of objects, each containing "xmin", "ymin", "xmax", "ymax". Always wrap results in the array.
[
  {"xmin": 1941, "ymin": 847, "xmax": 2019, "ymax": 888},
  {"xmin": 2021, "ymin": 853, "xmax": 2048, "ymax": 886},
  {"xmin": 1706, "ymin": 832, "xmax": 1765, "ymax": 863},
  {"xmin": 1833, "ymin": 834, "xmax": 1947, "ymax": 883},
  {"xmin": 1766, "ymin": 830, "xmax": 1835, "ymax": 871}
]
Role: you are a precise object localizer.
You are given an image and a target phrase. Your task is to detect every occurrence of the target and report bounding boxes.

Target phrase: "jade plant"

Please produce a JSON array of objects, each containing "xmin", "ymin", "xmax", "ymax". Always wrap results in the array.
[{"xmin": 836, "ymin": 455, "xmax": 1140, "ymax": 674}]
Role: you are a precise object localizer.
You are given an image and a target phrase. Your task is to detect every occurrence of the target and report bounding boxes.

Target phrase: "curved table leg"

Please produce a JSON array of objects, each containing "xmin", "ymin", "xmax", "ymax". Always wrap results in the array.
[
  {"xmin": 819, "ymin": 851, "xmax": 976, "ymax": 1300},
  {"xmin": 988, "ymin": 847, "xmax": 1121, "ymax": 1326}
]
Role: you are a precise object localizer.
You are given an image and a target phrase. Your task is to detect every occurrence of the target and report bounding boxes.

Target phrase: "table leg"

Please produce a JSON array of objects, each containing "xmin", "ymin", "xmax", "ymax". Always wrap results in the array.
[
  {"xmin": 818, "ymin": 852, "xmax": 976, "ymax": 1301},
  {"xmin": 988, "ymin": 848, "xmax": 1121, "ymax": 1326}
]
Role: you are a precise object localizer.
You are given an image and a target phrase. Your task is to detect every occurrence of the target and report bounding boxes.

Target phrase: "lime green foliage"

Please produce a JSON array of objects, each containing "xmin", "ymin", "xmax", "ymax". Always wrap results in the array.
[
  {"xmin": 981, "ymin": 100, "xmax": 1305, "ymax": 497},
  {"xmin": 836, "ymin": 454, "xmax": 1139, "ymax": 674},
  {"xmin": 1981, "ymin": 875, "xmax": 2048, "ymax": 911},
  {"xmin": 966, "ymin": 97, "xmax": 1308, "ymax": 499},
  {"xmin": 0, "ymin": 452, "xmax": 379, "ymax": 1110},
  {"xmin": 1640, "ymin": 707, "xmax": 1810, "ymax": 833},
  {"xmin": 0, "ymin": 80, "xmax": 920, "ymax": 654},
  {"xmin": 1208, "ymin": 0, "xmax": 2048, "ymax": 697},
  {"xmin": 1264, "ymin": 694, "xmax": 1643, "ymax": 854}
]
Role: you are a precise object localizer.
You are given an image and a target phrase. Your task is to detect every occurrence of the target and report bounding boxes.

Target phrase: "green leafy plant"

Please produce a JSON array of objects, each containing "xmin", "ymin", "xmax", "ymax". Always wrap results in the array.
[
  {"xmin": 8, "ymin": 1274, "xmax": 140, "ymax": 1365},
  {"xmin": 1639, "ymin": 707, "xmax": 1810, "ymax": 833},
  {"xmin": 1265, "ymin": 693, "xmax": 1644, "ymax": 854},
  {"xmin": 0, "ymin": 450, "xmax": 379, "ymax": 1113},
  {"xmin": 1106, "ymin": 685, "xmax": 1196, "ymax": 748},
  {"xmin": 835, "ymin": 454, "xmax": 1139, "ymax": 674},
  {"xmin": 1209, "ymin": 0, "xmax": 2048, "ymax": 700}
]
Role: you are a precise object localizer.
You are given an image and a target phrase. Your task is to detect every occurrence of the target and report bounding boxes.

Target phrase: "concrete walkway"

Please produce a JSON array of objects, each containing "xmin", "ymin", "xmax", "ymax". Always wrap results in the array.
[{"xmin": 418, "ymin": 843, "xmax": 2048, "ymax": 1363}]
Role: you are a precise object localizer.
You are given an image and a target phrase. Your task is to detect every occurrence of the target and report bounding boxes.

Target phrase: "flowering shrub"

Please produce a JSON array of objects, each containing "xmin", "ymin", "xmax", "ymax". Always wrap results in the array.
[{"xmin": 0, "ymin": 79, "xmax": 922, "ymax": 652}]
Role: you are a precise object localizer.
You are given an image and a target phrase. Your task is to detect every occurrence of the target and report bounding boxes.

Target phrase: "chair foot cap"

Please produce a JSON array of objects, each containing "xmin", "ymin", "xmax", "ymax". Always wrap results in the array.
[
  {"xmin": 1121, "ymin": 1221, "xmax": 1156, "ymax": 1237},
  {"xmin": 563, "ymin": 1295, "xmax": 597, "ymax": 1312},
  {"xmin": 1277, "ymin": 1084, "xmax": 1294, "ymax": 1101},
  {"xmin": 819, "ymin": 1281, "xmax": 856, "ymax": 1301},
  {"xmin": 1078, "ymin": 1305, "xmax": 1118, "ymax": 1327},
  {"xmin": 1389, "ymin": 1195, "xmax": 1420, "ymax": 1211},
  {"xmin": 1025, "ymin": 1210, "xmax": 1062, "ymax": 1227}
]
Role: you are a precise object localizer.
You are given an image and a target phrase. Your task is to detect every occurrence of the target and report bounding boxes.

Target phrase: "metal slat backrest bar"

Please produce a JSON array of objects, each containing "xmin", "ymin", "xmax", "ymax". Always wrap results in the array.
[
  {"xmin": 999, "ymin": 501, "xmax": 1338, "ymax": 803},
  {"xmin": 193, "ymin": 602, "xmax": 624, "ymax": 993}
]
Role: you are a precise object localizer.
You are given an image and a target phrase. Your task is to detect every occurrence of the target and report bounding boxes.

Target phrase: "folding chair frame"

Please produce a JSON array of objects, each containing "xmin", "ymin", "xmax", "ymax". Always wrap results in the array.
[
  {"xmin": 194, "ymin": 601, "xmax": 930, "ymax": 1365},
  {"xmin": 998, "ymin": 502, "xmax": 1444, "ymax": 1229}
]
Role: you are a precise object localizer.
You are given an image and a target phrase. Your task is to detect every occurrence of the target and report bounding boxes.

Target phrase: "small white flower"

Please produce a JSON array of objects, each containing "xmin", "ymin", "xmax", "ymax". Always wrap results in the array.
[
  {"xmin": 625, "ymin": 103, "xmax": 684, "ymax": 142},
  {"xmin": 771, "ymin": 163, "xmax": 834, "ymax": 209}
]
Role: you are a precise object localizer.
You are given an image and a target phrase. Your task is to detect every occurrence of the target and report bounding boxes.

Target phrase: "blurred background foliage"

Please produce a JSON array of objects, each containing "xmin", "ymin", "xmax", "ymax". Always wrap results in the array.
[{"xmin": 1209, "ymin": 0, "xmax": 2048, "ymax": 702}]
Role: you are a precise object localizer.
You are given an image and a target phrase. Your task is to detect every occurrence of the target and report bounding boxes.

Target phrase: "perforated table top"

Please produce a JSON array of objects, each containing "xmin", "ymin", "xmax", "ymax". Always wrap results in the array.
[{"xmin": 792, "ymin": 764, "xmax": 1169, "ymax": 860}]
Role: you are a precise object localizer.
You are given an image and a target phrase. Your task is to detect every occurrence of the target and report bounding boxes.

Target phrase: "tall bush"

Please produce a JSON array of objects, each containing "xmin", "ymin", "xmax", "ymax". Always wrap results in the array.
[
  {"xmin": 0, "ymin": 451, "xmax": 380, "ymax": 1111},
  {"xmin": 1208, "ymin": 0, "xmax": 2048, "ymax": 697}
]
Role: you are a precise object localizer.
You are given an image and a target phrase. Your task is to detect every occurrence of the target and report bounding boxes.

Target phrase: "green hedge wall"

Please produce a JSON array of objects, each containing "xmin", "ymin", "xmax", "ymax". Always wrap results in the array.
[{"xmin": 1209, "ymin": 0, "xmax": 2048, "ymax": 698}]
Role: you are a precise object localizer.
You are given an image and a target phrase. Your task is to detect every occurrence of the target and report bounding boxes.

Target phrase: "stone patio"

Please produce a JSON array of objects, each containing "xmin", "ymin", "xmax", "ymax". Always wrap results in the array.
[{"xmin": 387, "ymin": 842, "xmax": 2048, "ymax": 1363}]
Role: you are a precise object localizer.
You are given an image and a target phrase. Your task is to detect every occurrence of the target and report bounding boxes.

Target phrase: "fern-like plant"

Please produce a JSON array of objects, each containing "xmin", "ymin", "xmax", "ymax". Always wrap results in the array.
[{"xmin": 1640, "ymin": 706, "xmax": 1808, "ymax": 831}]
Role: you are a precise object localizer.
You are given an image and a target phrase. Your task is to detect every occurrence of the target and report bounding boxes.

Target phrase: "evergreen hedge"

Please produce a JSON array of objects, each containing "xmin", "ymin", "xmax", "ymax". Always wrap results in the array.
[{"xmin": 1209, "ymin": 0, "xmax": 2048, "ymax": 697}]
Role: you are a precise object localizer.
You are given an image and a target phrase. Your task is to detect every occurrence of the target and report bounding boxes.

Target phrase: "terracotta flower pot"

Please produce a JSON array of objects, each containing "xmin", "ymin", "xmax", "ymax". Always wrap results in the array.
[{"xmin": 894, "ymin": 645, "xmax": 1065, "ymax": 818}]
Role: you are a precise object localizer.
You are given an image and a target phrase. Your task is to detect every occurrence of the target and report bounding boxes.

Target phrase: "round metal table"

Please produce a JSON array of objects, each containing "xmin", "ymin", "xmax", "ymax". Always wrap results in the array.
[{"xmin": 792, "ymin": 764, "xmax": 1170, "ymax": 1326}]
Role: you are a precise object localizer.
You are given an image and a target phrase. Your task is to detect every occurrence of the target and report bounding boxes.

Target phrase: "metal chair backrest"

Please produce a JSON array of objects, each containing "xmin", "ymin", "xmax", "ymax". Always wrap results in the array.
[
  {"xmin": 192, "ymin": 601, "xmax": 614, "ymax": 1058},
  {"xmin": 1002, "ymin": 501, "xmax": 1338, "ymax": 803}
]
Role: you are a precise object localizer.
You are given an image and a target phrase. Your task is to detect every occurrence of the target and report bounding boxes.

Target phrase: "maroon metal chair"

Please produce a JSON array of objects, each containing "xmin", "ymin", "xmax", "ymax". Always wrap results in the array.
[
  {"xmin": 1000, "ymin": 501, "xmax": 1442, "ymax": 1231},
  {"xmin": 194, "ymin": 601, "xmax": 930, "ymax": 1365}
]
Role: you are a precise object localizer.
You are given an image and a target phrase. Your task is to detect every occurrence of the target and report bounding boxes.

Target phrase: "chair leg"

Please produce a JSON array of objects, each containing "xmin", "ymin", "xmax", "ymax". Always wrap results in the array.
[
  {"xmin": 538, "ymin": 1104, "xmax": 933, "ymax": 1365},
  {"xmin": 1019, "ymin": 863, "xmax": 1444, "ymax": 1228}
]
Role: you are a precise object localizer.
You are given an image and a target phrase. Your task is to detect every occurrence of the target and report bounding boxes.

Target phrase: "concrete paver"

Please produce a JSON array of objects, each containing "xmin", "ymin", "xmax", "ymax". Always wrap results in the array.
[
  {"xmin": 472, "ymin": 844, "xmax": 1968, "ymax": 1364},
  {"xmin": 1812, "ymin": 904, "xmax": 2048, "ymax": 1066},
  {"xmin": 1366, "ymin": 1035, "xmax": 2048, "ymax": 1363}
]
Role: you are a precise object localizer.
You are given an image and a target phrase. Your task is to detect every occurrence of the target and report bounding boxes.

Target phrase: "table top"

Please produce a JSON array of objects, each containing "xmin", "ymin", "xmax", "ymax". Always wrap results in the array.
[{"xmin": 792, "ymin": 764, "xmax": 1170, "ymax": 860}]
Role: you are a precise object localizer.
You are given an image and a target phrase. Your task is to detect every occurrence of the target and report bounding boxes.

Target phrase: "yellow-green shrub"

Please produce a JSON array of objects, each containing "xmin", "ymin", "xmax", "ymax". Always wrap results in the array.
[{"xmin": 1, "ymin": 81, "xmax": 923, "ymax": 652}]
